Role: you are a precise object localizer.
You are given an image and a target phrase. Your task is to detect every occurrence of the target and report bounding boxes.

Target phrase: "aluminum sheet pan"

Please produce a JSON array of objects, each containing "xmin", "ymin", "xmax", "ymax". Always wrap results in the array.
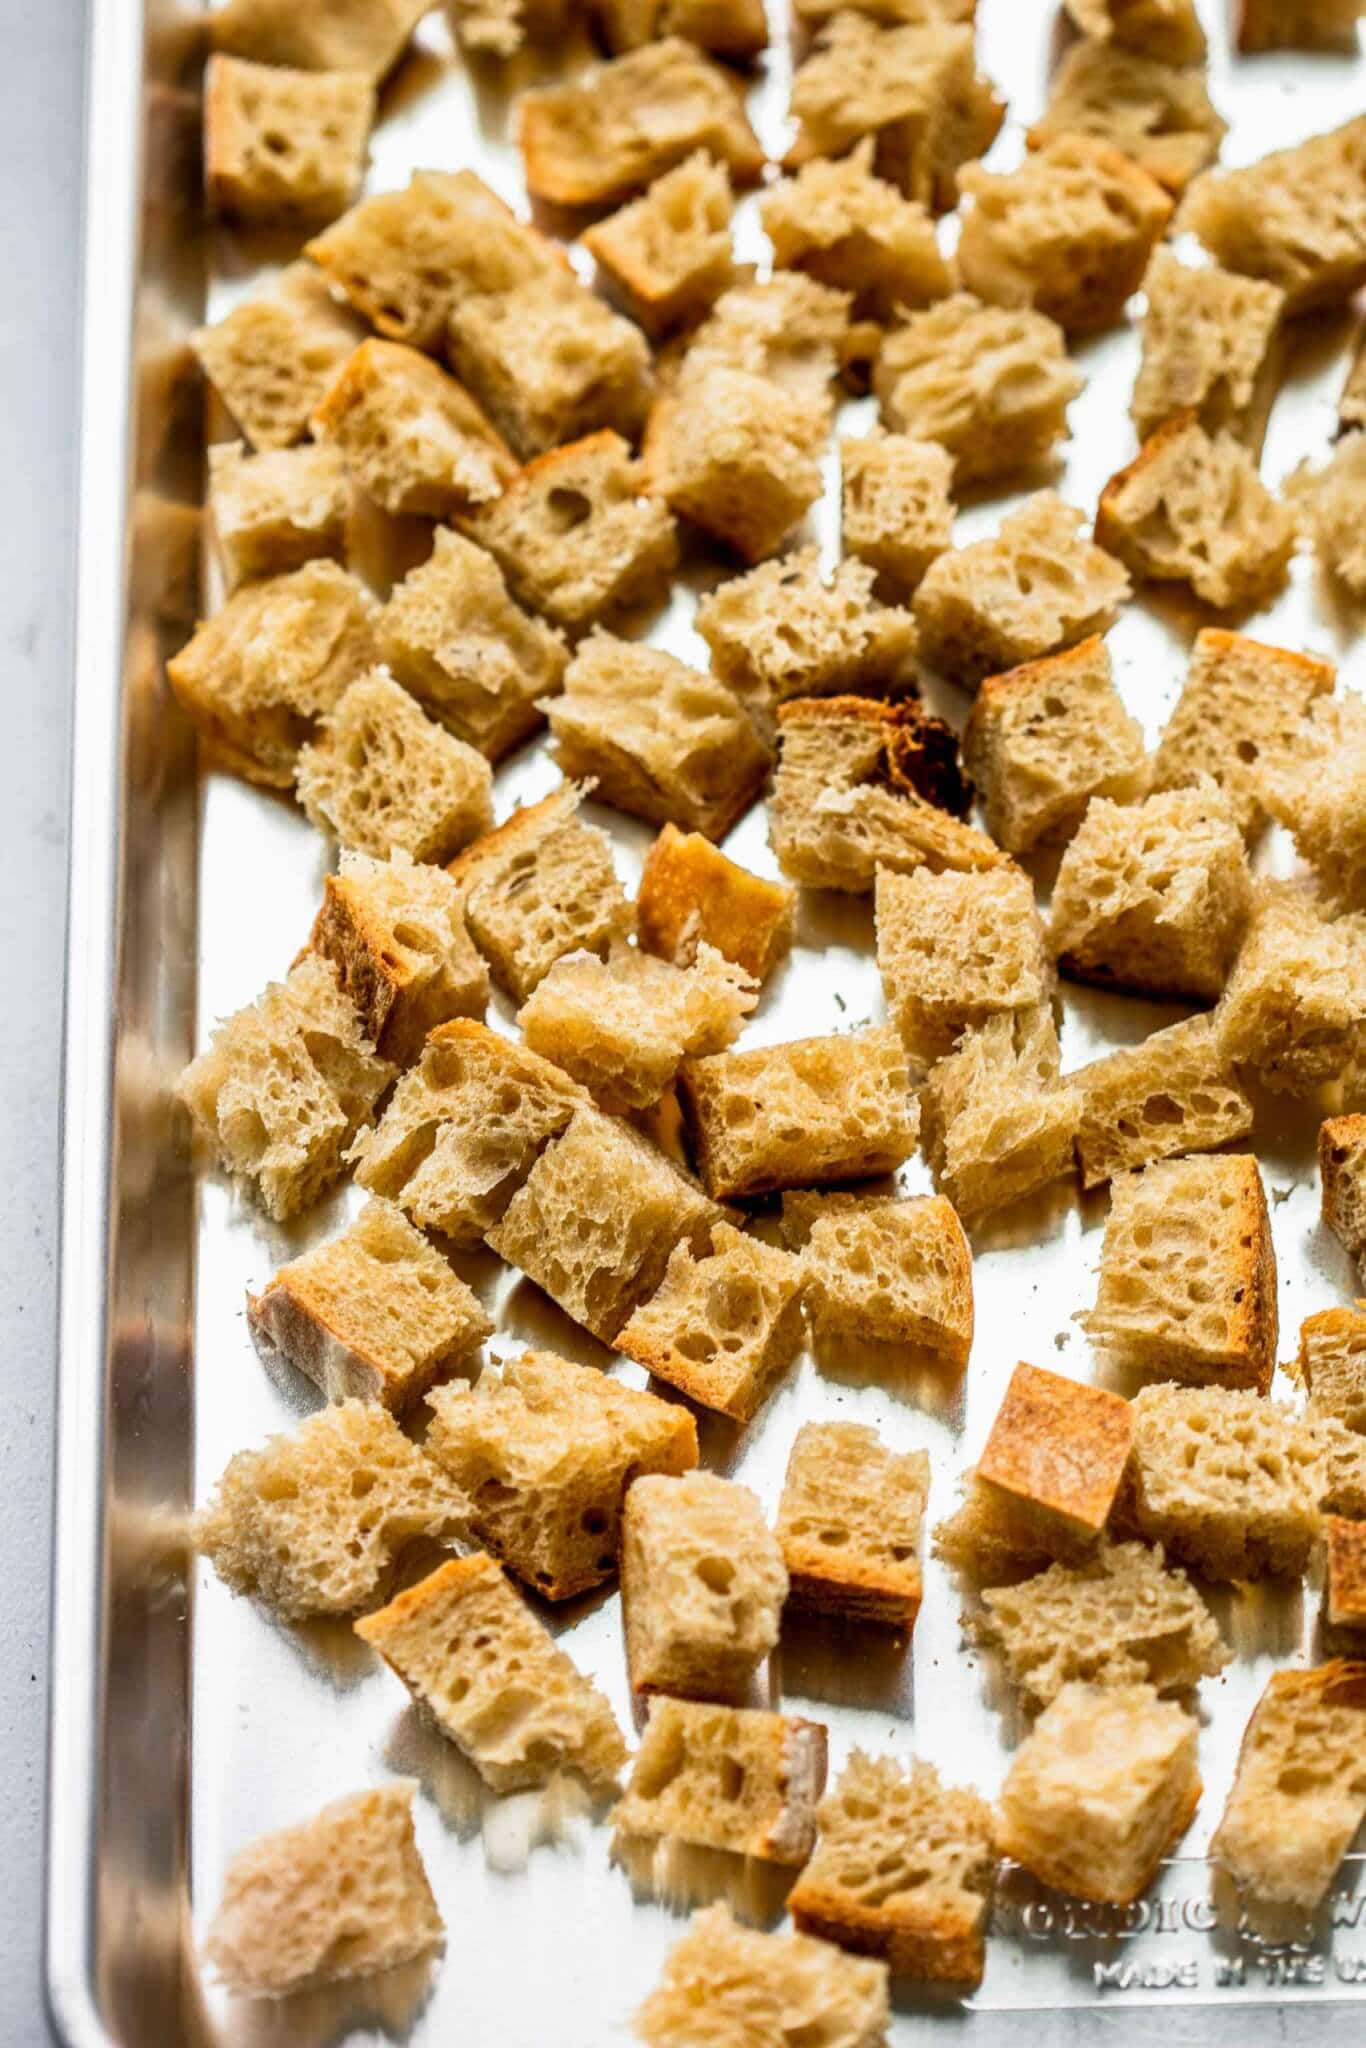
[{"xmin": 49, "ymin": 1, "xmax": 1366, "ymax": 2043}]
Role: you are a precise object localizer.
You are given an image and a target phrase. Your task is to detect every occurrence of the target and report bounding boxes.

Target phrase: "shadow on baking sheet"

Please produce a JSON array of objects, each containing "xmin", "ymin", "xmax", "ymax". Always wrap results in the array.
[
  {"xmin": 384, "ymin": 1705, "xmax": 607, "ymax": 1870},
  {"xmin": 612, "ymin": 1832, "xmax": 798, "ymax": 1929},
  {"xmin": 224, "ymin": 1952, "xmax": 439, "ymax": 2048}
]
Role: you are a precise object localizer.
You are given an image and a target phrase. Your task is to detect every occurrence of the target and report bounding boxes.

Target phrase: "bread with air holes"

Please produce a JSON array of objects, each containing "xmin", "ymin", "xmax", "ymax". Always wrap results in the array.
[
  {"xmin": 583, "ymin": 152, "xmax": 735, "ymax": 337},
  {"xmin": 1151, "ymin": 630, "xmax": 1335, "ymax": 840},
  {"xmin": 1211, "ymin": 1662, "xmax": 1366, "ymax": 1910},
  {"xmin": 1073, "ymin": 1013, "xmax": 1252, "ymax": 1190},
  {"xmin": 782, "ymin": 1189, "xmax": 972, "ymax": 1364},
  {"xmin": 207, "ymin": 439, "xmax": 347, "ymax": 592},
  {"xmin": 1132, "ymin": 251, "xmax": 1284, "ymax": 446},
  {"xmin": 761, "ymin": 139, "xmax": 953, "ymax": 322},
  {"xmin": 1215, "ymin": 879, "xmax": 1366, "ymax": 1094},
  {"xmin": 876, "ymin": 864, "xmax": 1050, "ymax": 1072},
  {"xmin": 312, "ymin": 338, "xmax": 515, "ymax": 520},
  {"xmin": 918, "ymin": 1008, "xmax": 1082, "ymax": 1224},
  {"xmin": 777, "ymin": 1421, "xmax": 929, "ymax": 1629},
  {"xmin": 613, "ymin": 1698, "xmax": 827, "ymax": 1864},
  {"xmin": 204, "ymin": 55, "xmax": 373, "ymax": 225},
  {"xmin": 1029, "ymin": 42, "xmax": 1224, "ymax": 195},
  {"xmin": 841, "ymin": 432, "xmax": 954, "ymax": 597},
  {"xmin": 636, "ymin": 1904, "xmax": 890, "ymax": 2048},
  {"xmin": 695, "ymin": 547, "xmax": 919, "ymax": 707},
  {"xmin": 1063, "ymin": 0, "xmax": 1206, "ymax": 60},
  {"xmin": 616, "ymin": 1222, "xmax": 806, "ymax": 1423},
  {"xmin": 192, "ymin": 263, "xmax": 363, "ymax": 452},
  {"xmin": 621, "ymin": 1472, "xmax": 787, "ymax": 1699},
  {"xmin": 1182, "ymin": 116, "xmax": 1366, "ymax": 314},
  {"xmin": 210, "ymin": 0, "xmax": 433, "ymax": 76}
]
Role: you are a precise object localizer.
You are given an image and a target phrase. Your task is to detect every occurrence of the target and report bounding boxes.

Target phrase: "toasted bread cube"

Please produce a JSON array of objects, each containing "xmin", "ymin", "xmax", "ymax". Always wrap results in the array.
[
  {"xmin": 617, "ymin": 1222, "xmax": 806, "ymax": 1422},
  {"xmin": 295, "ymin": 668, "xmax": 494, "ymax": 863},
  {"xmin": 583, "ymin": 152, "xmax": 735, "ymax": 337},
  {"xmin": 1315, "ymin": 1414, "xmax": 1366, "ymax": 1518},
  {"xmin": 247, "ymin": 1197, "xmax": 491, "ymax": 1412},
  {"xmin": 679, "ymin": 1025, "xmax": 918, "ymax": 1201},
  {"xmin": 196, "ymin": 1398, "xmax": 467, "ymax": 1618},
  {"xmin": 621, "ymin": 1472, "xmax": 788, "ymax": 1698},
  {"xmin": 207, "ymin": 439, "xmax": 347, "ymax": 592},
  {"xmin": 1132, "ymin": 251, "xmax": 1284, "ymax": 447},
  {"xmin": 1212, "ymin": 1662, "xmax": 1366, "ymax": 1909},
  {"xmin": 205, "ymin": 1783, "xmax": 443, "ymax": 1997},
  {"xmin": 1029, "ymin": 43, "xmax": 1225, "ymax": 196},
  {"xmin": 1048, "ymin": 784, "xmax": 1252, "ymax": 1000},
  {"xmin": 546, "ymin": 633, "xmax": 770, "ymax": 842},
  {"xmin": 875, "ymin": 294, "xmax": 1081, "ymax": 486},
  {"xmin": 1299, "ymin": 1305, "xmax": 1366, "ymax": 1433},
  {"xmin": 311, "ymin": 338, "xmax": 515, "ymax": 520},
  {"xmin": 593, "ymin": 0, "xmax": 770, "ymax": 56},
  {"xmin": 352, "ymin": 1018, "xmax": 586, "ymax": 1243},
  {"xmin": 1288, "ymin": 430, "xmax": 1366, "ymax": 600},
  {"xmin": 695, "ymin": 549, "xmax": 918, "ymax": 708},
  {"xmin": 168, "ymin": 560, "xmax": 378, "ymax": 789},
  {"xmin": 1123, "ymin": 1384, "xmax": 1322, "ymax": 1579},
  {"xmin": 636, "ymin": 824, "xmax": 795, "ymax": 983},
  {"xmin": 782, "ymin": 1190, "xmax": 973, "ymax": 1363},
  {"xmin": 469, "ymin": 431, "xmax": 678, "ymax": 634},
  {"xmin": 1152, "ymin": 630, "xmax": 1336, "ymax": 840},
  {"xmin": 1073, "ymin": 1014, "xmax": 1253, "ymax": 1190},
  {"xmin": 762, "ymin": 139, "xmax": 952, "ymax": 322},
  {"xmin": 1216, "ymin": 880, "xmax": 1366, "ymax": 1094},
  {"xmin": 963, "ymin": 636, "xmax": 1147, "ymax": 855},
  {"xmin": 674, "ymin": 271, "xmax": 853, "ymax": 418},
  {"xmin": 776, "ymin": 1422, "xmax": 929, "ymax": 1628},
  {"xmin": 1184, "ymin": 117, "xmax": 1366, "ymax": 315},
  {"xmin": 1238, "ymin": 0, "xmax": 1364, "ymax": 47},
  {"xmin": 770, "ymin": 696, "xmax": 1002, "ymax": 893},
  {"xmin": 876, "ymin": 865, "xmax": 1050, "ymax": 1071},
  {"xmin": 919, "ymin": 1009, "xmax": 1082, "ymax": 1224},
  {"xmin": 192, "ymin": 263, "xmax": 362, "ymax": 452},
  {"xmin": 424, "ymin": 1350, "xmax": 697, "ymax": 1599},
  {"xmin": 1261, "ymin": 695, "xmax": 1366, "ymax": 912},
  {"xmin": 637, "ymin": 1904, "xmax": 890, "ymax": 2048},
  {"xmin": 519, "ymin": 38, "xmax": 763, "ymax": 209},
  {"xmin": 933, "ymin": 1471, "xmax": 1065, "ymax": 1585},
  {"xmin": 1064, "ymin": 0, "xmax": 1206, "ymax": 59},
  {"xmin": 179, "ymin": 954, "xmax": 393, "ymax": 1220},
  {"xmin": 519, "ymin": 942, "xmax": 756, "ymax": 1113},
  {"xmin": 211, "ymin": 0, "xmax": 432, "ymax": 76},
  {"xmin": 643, "ymin": 366, "xmax": 825, "ymax": 562},
  {"xmin": 1322, "ymin": 1113, "xmax": 1366, "ymax": 1269},
  {"xmin": 998, "ymin": 1683, "xmax": 1201, "ymax": 1905},
  {"xmin": 614, "ymin": 1698, "xmax": 827, "ymax": 1864},
  {"xmin": 914, "ymin": 493, "xmax": 1130, "ymax": 687},
  {"xmin": 447, "ymin": 783, "xmax": 632, "ymax": 1001},
  {"xmin": 306, "ymin": 168, "xmax": 561, "ymax": 353},
  {"xmin": 487, "ymin": 1106, "xmax": 722, "ymax": 1342},
  {"xmin": 450, "ymin": 0, "xmax": 569, "ymax": 56},
  {"xmin": 356, "ymin": 1553, "xmax": 628, "ymax": 1790},
  {"xmin": 1326, "ymin": 1517, "xmax": 1366, "ymax": 1630},
  {"xmin": 378, "ymin": 530, "xmax": 566, "ymax": 762},
  {"xmin": 840, "ymin": 432, "xmax": 953, "ymax": 599},
  {"xmin": 975, "ymin": 1363, "xmax": 1132, "ymax": 1554},
  {"xmin": 204, "ymin": 55, "xmax": 372, "ymax": 224}
]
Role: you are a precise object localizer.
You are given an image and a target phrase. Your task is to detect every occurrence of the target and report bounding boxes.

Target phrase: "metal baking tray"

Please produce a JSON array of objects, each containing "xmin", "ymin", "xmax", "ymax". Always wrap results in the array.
[{"xmin": 47, "ymin": 1, "xmax": 1366, "ymax": 2041}]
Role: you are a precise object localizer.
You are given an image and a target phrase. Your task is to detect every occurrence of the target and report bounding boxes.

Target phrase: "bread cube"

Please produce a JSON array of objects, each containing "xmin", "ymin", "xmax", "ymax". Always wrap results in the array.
[
  {"xmin": 621, "ymin": 1472, "xmax": 788, "ymax": 1698},
  {"xmin": 616, "ymin": 1222, "xmax": 806, "ymax": 1422},
  {"xmin": 1325, "ymin": 1517, "xmax": 1366, "ymax": 1633},
  {"xmin": 782, "ymin": 1190, "xmax": 972, "ymax": 1364},
  {"xmin": 975, "ymin": 1363, "xmax": 1132, "ymax": 1556},
  {"xmin": 933, "ymin": 1472, "xmax": 1065, "ymax": 1585},
  {"xmin": 583, "ymin": 152, "xmax": 735, "ymax": 337},
  {"xmin": 1123, "ymin": 1384, "xmax": 1323, "ymax": 1579},
  {"xmin": 875, "ymin": 294, "xmax": 1082, "ymax": 486},
  {"xmin": 593, "ymin": 0, "xmax": 770, "ymax": 56},
  {"xmin": 762, "ymin": 139, "xmax": 952, "ymax": 322},
  {"xmin": 378, "ymin": 529, "xmax": 566, "ymax": 761},
  {"xmin": 1184, "ymin": 116, "xmax": 1366, "ymax": 315},
  {"xmin": 179, "ymin": 954, "xmax": 393, "ymax": 1220},
  {"xmin": 1029, "ymin": 43, "xmax": 1225, "ymax": 196},
  {"xmin": 519, "ymin": 942, "xmax": 756, "ymax": 1113},
  {"xmin": 1288, "ymin": 430, "xmax": 1366, "ymax": 600},
  {"xmin": 207, "ymin": 439, "xmax": 347, "ymax": 592},
  {"xmin": 295, "ymin": 669, "xmax": 494, "ymax": 864},
  {"xmin": 1048, "ymin": 784, "xmax": 1252, "ymax": 1000},
  {"xmin": 876, "ymin": 866, "xmax": 1050, "ymax": 1071},
  {"xmin": 352, "ymin": 1018, "xmax": 586, "ymax": 1243},
  {"xmin": 1073, "ymin": 1014, "xmax": 1253, "ymax": 1190},
  {"xmin": 770, "ymin": 695, "xmax": 1003, "ymax": 893},
  {"xmin": 424, "ymin": 1350, "xmax": 697, "ymax": 1599},
  {"xmin": 997, "ymin": 1683, "xmax": 1201, "ymax": 1904},
  {"xmin": 840, "ymin": 433, "xmax": 953, "ymax": 599},
  {"xmin": 447, "ymin": 783, "xmax": 632, "ymax": 1001},
  {"xmin": 1261, "ymin": 695, "xmax": 1366, "ymax": 913},
  {"xmin": 1238, "ymin": 0, "xmax": 1365, "ymax": 47},
  {"xmin": 975, "ymin": 1542, "xmax": 1228, "ymax": 1710},
  {"xmin": 450, "ymin": 0, "xmax": 568, "ymax": 56},
  {"xmin": 1132, "ymin": 252, "xmax": 1284, "ymax": 447},
  {"xmin": 210, "ymin": 0, "xmax": 432, "ymax": 76},
  {"xmin": 311, "ymin": 338, "xmax": 515, "ymax": 520},
  {"xmin": 637, "ymin": 1904, "xmax": 889, "ymax": 2048},
  {"xmin": 614, "ymin": 1699, "xmax": 827, "ymax": 1864},
  {"xmin": 788, "ymin": 1752, "xmax": 995, "ymax": 1987},
  {"xmin": 914, "ymin": 493, "xmax": 1130, "ymax": 687},
  {"xmin": 487, "ymin": 1106, "xmax": 722, "ymax": 1342},
  {"xmin": 1298, "ymin": 1305, "xmax": 1366, "ymax": 1433},
  {"xmin": 1322, "ymin": 1113, "xmax": 1366, "ymax": 1269},
  {"xmin": 205, "ymin": 1783, "xmax": 443, "ymax": 1997},
  {"xmin": 679, "ymin": 1024, "xmax": 918, "ymax": 1201},
  {"xmin": 777, "ymin": 1421, "xmax": 930, "ymax": 1628},
  {"xmin": 196, "ymin": 1399, "xmax": 467, "ymax": 1618},
  {"xmin": 678, "ymin": 273, "xmax": 853, "ymax": 418},
  {"xmin": 1211, "ymin": 1662, "xmax": 1366, "ymax": 1910},
  {"xmin": 1316, "ymin": 1414, "xmax": 1366, "ymax": 1518},
  {"xmin": 1153, "ymin": 631, "xmax": 1336, "ymax": 841},
  {"xmin": 204, "ymin": 55, "xmax": 373, "ymax": 224},
  {"xmin": 636, "ymin": 824, "xmax": 795, "ymax": 984},
  {"xmin": 355, "ymin": 1554, "xmax": 628, "ymax": 1791},
  {"xmin": 1064, "ymin": 0, "xmax": 1206, "ymax": 60},
  {"xmin": 695, "ymin": 550, "xmax": 918, "ymax": 709},
  {"xmin": 919, "ymin": 1009, "xmax": 1082, "ymax": 1224},
  {"xmin": 1217, "ymin": 881, "xmax": 1366, "ymax": 1094},
  {"xmin": 168, "ymin": 559, "xmax": 378, "ymax": 789},
  {"xmin": 546, "ymin": 633, "xmax": 770, "ymax": 842},
  {"xmin": 644, "ymin": 366, "xmax": 825, "ymax": 563},
  {"xmin": 469, "ymin": 431, "xmax": 679, "ymax": 634},
  {"xmin": 191, "ymin": 263, "xmax": 361, "ymax": 452},
  {"xmin": 518, "ymin": 38, "xmax": 763, "ymax": 209}
]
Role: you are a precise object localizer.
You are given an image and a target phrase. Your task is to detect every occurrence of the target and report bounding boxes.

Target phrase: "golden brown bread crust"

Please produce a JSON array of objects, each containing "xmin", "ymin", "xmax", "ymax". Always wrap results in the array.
[
  {"xmin": 783, "ymin": 1554, "xmax": 921, "ymax": 1630},
  {"xmin": 1094, "ymin": 408, "xmax": 1194, "ymax": 557},
  {"xmin": 1326, "ymin": 1518, "xmax": 1366, "ymax": 1630},
  {"xmin": 788, "ymin": 1887, "xmax": 985, "ymax": 1986},
  {"xmin": 636, "ymin": 824, "xmax": 794, "ymax": 982},
  {"xmin": 976, "ymin": 1362, "xmax": 1133, "ymax": 1545},
  {"xmin": 995, "ymin": 1770, "xmax": 1203, "ymax": 1907}
]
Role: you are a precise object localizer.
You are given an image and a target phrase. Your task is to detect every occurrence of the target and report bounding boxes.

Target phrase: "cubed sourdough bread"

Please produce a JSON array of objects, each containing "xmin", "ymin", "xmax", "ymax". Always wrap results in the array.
[
  {"xmin": 635, "ymin": 1904, "xmax": 890, "ymax": 2048},
  {"xmin": 1259, "ymin": 694, "xmax": 1366, "ymax": 912},
  {"xmin": 423, "ymin": 1350, "xmax": 697, "ymax": 1599},
  {"xmin": 1182, "ymin": 117, "xmax": 1366, "ymax": 314},
  {"xmin": 308, "ymin": 846, "xmax": 488, "ymax": 1066},
  {"xmin": 788, "ymin": 1751, "xmax": 995, "ymax": 1988},
  {"xmin": 196, "ymin": 1398, "xmax": 467, "ymax": 1618},
  {"xmin": 933, "ymin": 1471, "xmax": 1067, "ymax": 1585},
  {"xmin": 973, "ymin": 1363, "xmax": 1133, "ymax": 1555},
  {"xmin": 612, "ymin": 1698, "xmax": 827, "ymax": 1864},
  {"xmin": 761, "ymin": 139, "xmax": 953, "ymax": 322},
  {"xmin": 450, "ymin": 0, "xmax": 569, "ymax": 57},
  {"xmin": 636, "ymin": 824, "xmax": 795, "ymax": 984},
  {"xmin": 583, "ymin": 152, "xmax": 735, "ymax": 337},
  {"xmin": 247, "ymin": 1198, "xmax": 492, "ymax": 1411},
  {"xmin": 295, "ymin": 668, "xmax": 495, "ymax": 864},
  {"xmin": 356, "ymin": 1553, "xmax": 628, "ymax": 1791},
  {"xmin": 1048, "ymin": 784, "xmax": 1252, "ymax": 1001},
  {"xmin": 918, "ymin": 1008, "xmax": 1082, "ymax": 1224},
  {"xmin": 192, "ymin": 263, "xmax": 363, "ymax": 452},
  {"xmin": 676, "ymin": 269, "xmax": 852, "ymax": 414},
  {"xmin": 311, "ymin": 338, "xmax": 516, "ymax": 520},
  {"xmin": 204, "ymin": 55, "xmax": 373, "ymax": 225},
  {"xmin": 695, "ymin": 548, "xmax": 918, "ymax": 706},
  {"xmin": 210, "ymin": 0, "xmax": 433, "ymax": 77},
  {"xmin": 591, "ymin": 0, "xmax": 770, "ymax": 57},
  {"xmin": 781, "ymin": 1190, "xmax": 973, "ymax": 1364},
  {"xmin": 617, "ymin": 1222, "xmax": 806, "ymax": 1423},
  {"xmin": 1297, "ymin": 1305, "xmax": 1366, "ymax": 1433},
  {"xmin": 207, "ymin": 439, "xmax": 348, "ymax": 592},
  {"xmin": 1315, "ymin": 1416, "xmax": 1366, "ymax": 1518},
  {"xmin": 914, "ymin": 493, "xmax": 1131, "ymax": 687},
  {"xmin": 621, "ymin": 1471, "xmax": 788, "ymax": 1699},
  {"xmin": 1211, "ymin": 1662, "xmax": 1366, "ymax": 1910},
  {"xmin": 1325, "ymin": 1516, "xmax": 1366, "ymax": 1630},
  {"xmin": 1238, "ymin": 0, "xmax": 1366, "ymax": 48},
  {"xmin": 178, "ymin": 954, "xmax": 393, "ymax": 1220},
  {"xmin": 205, "ymin": 1783, "xmax": 443, "ymax": 1996},
  {"xmin": 1216, "ymin": 880, "xmax": 1366, "ymax": 1094},
  {"xmin": 996, "ymin": 1683, "xmax": 1201, "ymax": 1905},
  {"xmin": 1132, "ymin": 251, "xmax": 1285, "ymax": 446},
  {"xmin": 840, "ymin": 432, "xmax": 954, "ymax": 597},
  {"xmin": 974, "ymin": 1542, "xmax": 1228, "ymax": 1709},
  {"xmin": 643, "ymin": 363, "xmax": 825, "ymax": 562},
  {"xmin": 1029, "ymin": 42, "xmax": 1225, "ymax": 195},
  {"xmin": 1287, "ymin": 431, "xmax": 1366, "ymax": 600},
  {"xmin": 777, "ymin": 1421, "xmax": 930, "ymax": 1629},
  {"xmin": 1064, "ymin": 0, "xmax": 1207, "ymax": 62},
  {"xmin": 168, "ymin": 559, "xmax": 379, "ymax": 788},
  {"xmin": 1072, "ymin": 1013, "xmax": 1253, "ymax": 1189},
  {"xmin": 963, "ymin": 635, "xmax": 1148, "ymax": 854},
  {"xmin": 1321, "ymin": 1114, "xmax": 1366, "ymax": 1271},
  {"xmin": 876, "ymin": 864, "xmax": 1050, "ymax": 1071}
]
